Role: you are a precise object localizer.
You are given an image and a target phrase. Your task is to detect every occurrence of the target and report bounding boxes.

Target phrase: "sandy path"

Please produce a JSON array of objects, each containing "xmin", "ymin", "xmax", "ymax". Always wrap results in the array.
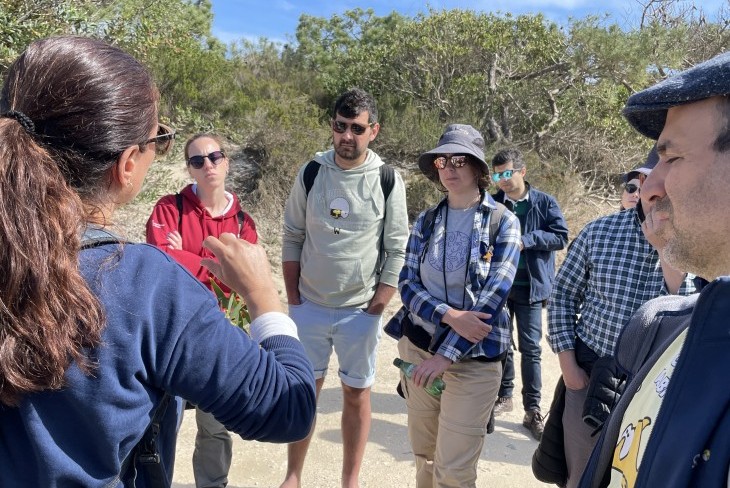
[{"xmin": 171, "ymin": 308, "xmax": 559, "ymax": 488}]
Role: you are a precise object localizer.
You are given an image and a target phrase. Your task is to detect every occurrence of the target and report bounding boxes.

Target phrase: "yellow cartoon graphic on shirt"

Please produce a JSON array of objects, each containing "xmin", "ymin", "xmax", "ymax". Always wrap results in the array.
[
  {"xmin": 612, "ymin": 417, "xmax": 652, "ymax": 488},
  {"xmin": 329, "ymin": 197, "xmax": 350, "ymax": 219}
]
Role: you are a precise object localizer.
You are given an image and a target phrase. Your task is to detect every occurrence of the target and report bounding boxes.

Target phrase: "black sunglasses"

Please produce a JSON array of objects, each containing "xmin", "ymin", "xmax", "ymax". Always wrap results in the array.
[
  {"xmin": 332, "ymin": 119, "xmax": 372, "ymax": 136},
  {"xmin": 142, "ymin": 123, "xmax": 175, "ymax": 156},
  {"xmin": 624, "ymin": 183, "xmax": 640, "ymax": 194},
  {"xmin": 187, "ymin": 150, "xmax": 226, "ymax": 169}
]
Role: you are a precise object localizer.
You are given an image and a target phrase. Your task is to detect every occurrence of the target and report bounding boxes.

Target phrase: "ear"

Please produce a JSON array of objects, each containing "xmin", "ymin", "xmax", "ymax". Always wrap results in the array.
[
  {"xmin": 113, "ymin": 144, "xmax": 141, "ymax": 189},
  {"xmin": 369, "ymin": 122, "xmax": 380, "ymax": 141}
]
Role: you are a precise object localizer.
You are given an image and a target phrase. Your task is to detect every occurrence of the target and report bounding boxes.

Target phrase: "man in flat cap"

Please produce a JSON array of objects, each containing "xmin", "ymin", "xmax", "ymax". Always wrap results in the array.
[
  {"xmin": 546, "ymin": 144, "xmax": 697, "ymax": 488},
  {"xmin": 578, "ymin": 52, "xmax": 730, "ymax": 488}
]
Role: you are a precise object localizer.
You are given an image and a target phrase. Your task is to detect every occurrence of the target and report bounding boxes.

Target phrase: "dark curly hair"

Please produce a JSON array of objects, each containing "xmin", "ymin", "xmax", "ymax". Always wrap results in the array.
[{"xmin": 333, "ymin": 88, "xmax": 379, "ymax": 123}]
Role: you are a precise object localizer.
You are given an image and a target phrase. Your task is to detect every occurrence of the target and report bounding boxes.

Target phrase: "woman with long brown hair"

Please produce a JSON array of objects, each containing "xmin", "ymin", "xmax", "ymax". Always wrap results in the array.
[{"xmin": 0, "ymin": 36, "xmax": 315, "ymax": 486}]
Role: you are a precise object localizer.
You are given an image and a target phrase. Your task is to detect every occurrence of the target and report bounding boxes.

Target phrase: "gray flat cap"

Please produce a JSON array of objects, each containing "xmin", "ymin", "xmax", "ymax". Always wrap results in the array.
[{"xmin": 623, "ymin": 51, "xmax": 730, "ymax": 139}]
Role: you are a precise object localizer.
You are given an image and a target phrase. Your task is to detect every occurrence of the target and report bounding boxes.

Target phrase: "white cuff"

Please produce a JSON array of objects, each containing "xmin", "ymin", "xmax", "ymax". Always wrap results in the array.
[{"xmin": 250, "ymin": 312, "xmax": 299, "ymax": 343}]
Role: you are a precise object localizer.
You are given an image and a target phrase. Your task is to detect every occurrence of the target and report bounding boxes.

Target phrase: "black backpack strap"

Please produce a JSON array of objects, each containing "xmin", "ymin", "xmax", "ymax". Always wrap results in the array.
[
  {"xmin": 376, "ymin": 164, "xmax": 396, "ymax": 274},
  {"xmin": 304, "ymin": 160, "xmax": 394, "ymax": 201},
  {"xmin": 175, "ymin": 193, "xmax": 184, "ymax": 236},
  {"xmin": 379, "ymin": 164, "xmax": 395, "ymax": 202},
  {"xmin": 419, "ymin": 197, "xmax": 503, "ymax": 249},
  {"xmin": 80, "ymin": 227, "xmax": 125, "ymax": 249},
  {"xmin": 303, "ymin": 160, "xmax": 320, "ymax": 197},
  {"xmin": 78, "ymin": 228, "xmax": 170, "ymax": 487},
  {"xmin": 119, "ymin": 393, "xmax": 173, "ymax": 488},
  {"xmin": 237, "ymin": 210, "xmax": 246, "ymax": 236}
]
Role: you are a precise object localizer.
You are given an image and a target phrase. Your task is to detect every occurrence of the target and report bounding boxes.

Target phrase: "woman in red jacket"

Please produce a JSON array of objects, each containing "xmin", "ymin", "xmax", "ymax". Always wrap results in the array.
[
  {"xmin": 147, "ymin": 134, "xmax": 257, "ymax": 291},
  {"xmin": 146, "ymin": 133, "xmax": 257, "ymax": 487}
]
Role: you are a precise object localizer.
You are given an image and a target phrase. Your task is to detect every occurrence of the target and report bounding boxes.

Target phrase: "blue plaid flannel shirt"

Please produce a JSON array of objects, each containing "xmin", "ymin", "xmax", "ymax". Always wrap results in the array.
[
  {"xmin": 548, "ymin": 208, "xmax": 698, "ymax": 357},
  {"xmin": 399, "ymin": 193, "xmax": 521, "ymax": 362}
]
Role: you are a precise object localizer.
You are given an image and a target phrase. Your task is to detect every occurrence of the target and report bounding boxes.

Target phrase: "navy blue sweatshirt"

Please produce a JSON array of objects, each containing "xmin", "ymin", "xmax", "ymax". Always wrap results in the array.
[{"xmin": 0, "ymin": 243, "xmax": 315, "ymax": 486}]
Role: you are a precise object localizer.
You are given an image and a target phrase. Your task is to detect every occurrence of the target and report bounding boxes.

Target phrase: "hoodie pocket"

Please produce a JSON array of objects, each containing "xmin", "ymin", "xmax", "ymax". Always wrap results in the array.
[{"xmin": 301, "ymin": 254, "xmax": 365, "ymax": 295}]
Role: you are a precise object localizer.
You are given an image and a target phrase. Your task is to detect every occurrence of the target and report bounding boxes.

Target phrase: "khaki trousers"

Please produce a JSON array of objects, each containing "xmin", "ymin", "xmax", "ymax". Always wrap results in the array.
[
  {"xmin": 398, "ymin": 337, "xmax": 501, "ymax": 488},
  {"xmin": 563, "ymin": 386, "xmax": 598, "ymax": 488}
]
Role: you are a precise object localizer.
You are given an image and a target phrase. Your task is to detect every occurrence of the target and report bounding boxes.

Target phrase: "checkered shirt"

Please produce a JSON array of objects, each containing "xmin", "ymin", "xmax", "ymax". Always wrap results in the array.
[
  {"xmin": 548, "ymin": 208, "xmax": 697, "ymax": 357},
  {"xmin": 399, "ymin": 193, "xmax": 521, "ymax": 362}
]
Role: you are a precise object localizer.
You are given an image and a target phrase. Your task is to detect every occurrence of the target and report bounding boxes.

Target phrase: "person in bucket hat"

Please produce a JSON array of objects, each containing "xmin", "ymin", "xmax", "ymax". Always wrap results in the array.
[
  {"xmin": 388, "ymin": 123, "xmax": 521, "ymax": 487},
  {"xmin": 578, "ymin": 51, "xmax": 730, "ymax": 488}
]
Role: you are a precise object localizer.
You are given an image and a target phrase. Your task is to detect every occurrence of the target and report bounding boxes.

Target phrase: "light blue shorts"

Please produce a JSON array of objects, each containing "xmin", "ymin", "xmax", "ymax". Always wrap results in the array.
[{"xmin": 288, "ymin": 299, "xmax": 382, "ymax": 388}]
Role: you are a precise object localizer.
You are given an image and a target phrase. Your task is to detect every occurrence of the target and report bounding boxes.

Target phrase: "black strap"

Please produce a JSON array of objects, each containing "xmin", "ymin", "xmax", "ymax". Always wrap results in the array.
[
  {"xmin": 304, "ymin": 161, "xmax": 396, "ymax": 274},
  {"xmin": 176, "ymin": 192, "xmax": 246, "ymax": 238},
  {"xmin": 421, "ymin": 197, "xmax": 506, "ymax": 247},
  {"xmin": 117, "ymin": 394, "xmax": 172, "ymax": 488},
  {"xmin": 176, "ymin": 193, "xmax": 184, "ymax": 233},
  {"xmin": 303, "ymin": 160, "xmax": 395, "ymax": 201},
  {"xmin": 303, "ymin": 160, "xmax": 320, "ymax": 197},
  {"xmin": 79, "ymin": 231, "xmax": 171, "ymax": 487},
  {"xmin": 80, "ymin": 227, "xmax": 125, "ymax": 249}
]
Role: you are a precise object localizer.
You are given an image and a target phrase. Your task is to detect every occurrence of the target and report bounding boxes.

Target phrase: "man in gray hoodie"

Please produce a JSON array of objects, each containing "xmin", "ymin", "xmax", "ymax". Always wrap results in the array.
[{"xmin": 280, "ymin": 88, "xmax": 409, "ymax": 488}]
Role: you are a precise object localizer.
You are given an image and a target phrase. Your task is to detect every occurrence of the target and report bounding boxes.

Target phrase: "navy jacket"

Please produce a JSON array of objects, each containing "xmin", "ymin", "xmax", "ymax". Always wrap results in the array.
[
  {"xmin": 579, "ymin": 278, "xmax": 730, "ymax": 487},
  {"xmin": 0, "ymin": 243, "xmax": 316, "ymax": 487},
  {"xmin": 494, "ymin": 183, "xmax": 568, "ymax": 303}
]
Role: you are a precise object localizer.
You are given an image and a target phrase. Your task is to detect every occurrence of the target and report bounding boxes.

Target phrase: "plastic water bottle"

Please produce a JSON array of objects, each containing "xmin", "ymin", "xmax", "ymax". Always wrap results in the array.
[{"xmin": 393, "ymin": 358, "xmax": 445, "ymax": 397}]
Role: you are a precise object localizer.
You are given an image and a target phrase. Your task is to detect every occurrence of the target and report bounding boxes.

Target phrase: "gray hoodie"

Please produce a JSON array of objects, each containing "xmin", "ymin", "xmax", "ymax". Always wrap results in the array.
[{"xmin": 282, "ymin": 149, "xmax": 409, "ymax": 308}]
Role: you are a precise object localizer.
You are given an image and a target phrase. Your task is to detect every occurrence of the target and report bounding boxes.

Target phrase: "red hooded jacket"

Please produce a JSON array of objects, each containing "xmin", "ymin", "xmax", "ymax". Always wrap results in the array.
[{"xmin": 146, "ymin": 184, "xmax": 257, "ymax": 292}]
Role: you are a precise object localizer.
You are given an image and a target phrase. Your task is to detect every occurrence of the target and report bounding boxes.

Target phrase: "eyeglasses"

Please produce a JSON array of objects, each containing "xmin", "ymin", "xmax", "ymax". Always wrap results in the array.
[
  {"xmin": 187, "ymin": 150, "xmax": 226, "ymax": 169},
  {"xmin": 332, "ymin": 119, "xmax": 372, "ymax": 135},
  {"xmin": 142, "ymin": 123, "xmax": 175, "ymax": 156},
  {"xmin": 433, "ymin": 155, "xmax": 468, "ymax": 169},
  {"xmin": 491, "ymin": 169, "xmax": 519, "ymax": 182},
  {"xmin": 624, "ymin": 183, "xmax": 640, "ymax": 194}
]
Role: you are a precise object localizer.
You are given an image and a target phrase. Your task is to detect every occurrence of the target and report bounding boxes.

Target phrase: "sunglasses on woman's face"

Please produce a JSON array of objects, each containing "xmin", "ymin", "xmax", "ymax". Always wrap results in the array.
[
  {"xmin": 187, "ymin": 150, "xmax": 226, "ymax": 169},
  {"xmin": 433, "ymin": 155, "xmax": 468, "ymax": 169},
  {"xmin": 142, "ymin": 123, "xmax": 175, "ymax": 156},
  {"xmin": 332, "ymin": 119, "xmax": 372, "ymax": 136},
  {"xmin": 624, "ymin": 183, "xmax": 640, "ymax": 194}
]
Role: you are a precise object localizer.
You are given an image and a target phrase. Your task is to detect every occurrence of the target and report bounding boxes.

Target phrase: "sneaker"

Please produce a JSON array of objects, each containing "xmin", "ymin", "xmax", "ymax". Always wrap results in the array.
[
  {"xmin": 523, "ymin": 410, "xmax": 545, "ymax": 441},
  {"xmin": 492, "ymin": 396, "xmax": 513, "ymax": 416}
]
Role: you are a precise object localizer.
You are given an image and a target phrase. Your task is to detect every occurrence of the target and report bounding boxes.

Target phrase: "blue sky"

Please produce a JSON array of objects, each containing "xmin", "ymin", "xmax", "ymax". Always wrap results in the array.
[{"xmin": 209, "ymin": 0, "xmax": 721, "ymax": 46}]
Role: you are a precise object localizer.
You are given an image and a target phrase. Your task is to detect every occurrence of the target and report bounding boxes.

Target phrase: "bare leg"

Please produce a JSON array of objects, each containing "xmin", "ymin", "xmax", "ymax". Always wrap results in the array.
[
  {"xmin": 341, "ymin": 383, "xmax": 372, "ymax": 488},
  {"xmin": 279, "ymin": 377, "xmax": 325, "ymax": 488}
]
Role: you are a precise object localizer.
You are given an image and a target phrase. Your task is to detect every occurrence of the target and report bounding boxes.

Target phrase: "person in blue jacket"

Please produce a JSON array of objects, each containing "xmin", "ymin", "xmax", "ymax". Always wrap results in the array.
[
  {"xmin": 490, "ymin": 148, "xmax": 568, "ymax": 440},
  {"xmin": 0, "ymin": 36, "xmax": 316, "ymax": 487},
  {"xmin": 578, "ymin": 50, "xmax": 730, "ymax": 488}
]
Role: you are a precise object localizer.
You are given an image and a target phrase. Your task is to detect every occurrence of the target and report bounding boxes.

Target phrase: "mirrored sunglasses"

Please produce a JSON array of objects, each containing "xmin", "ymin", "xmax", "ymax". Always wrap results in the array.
[
  {"xmin": 142, "ymin": 123, "xmax": 175, "ymax": 156},
  {"xmin": 491, "ymin": 169, "xmax": 518, "ymax": 182},
  {"xmin": 187, "ymin": 150, "xmax": 226, "ymax": 169},
  {"xmin": 332, "ymin": 119, "xmax": 372, "ymax": 135},
  {"xmin": 624, "ymin": 183, "xmax": 640, "ymax": 194},
  {"xmin": 433, "ymin": 155, "xmax": 468, "ymax": 169}
]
